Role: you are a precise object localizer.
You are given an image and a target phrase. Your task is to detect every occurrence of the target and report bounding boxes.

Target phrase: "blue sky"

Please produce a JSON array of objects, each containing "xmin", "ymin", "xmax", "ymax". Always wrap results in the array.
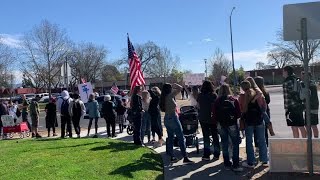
[{"xmin": 0, "ymin": 0, "xmax": 313, "ymax": 81}]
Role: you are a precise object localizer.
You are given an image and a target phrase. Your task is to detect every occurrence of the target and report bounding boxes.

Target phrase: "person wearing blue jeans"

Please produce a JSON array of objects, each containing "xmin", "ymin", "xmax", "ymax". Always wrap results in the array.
[
  {"xmin": 240, "ymin": 80, "xmax": 269, "ymax": 168},
  {"xmin": 213, "ymin": 84, "xmax": 243, "ymax": 172},
  {"xmin": 160, "ymin": 83, "xmax": 194, "ymax": 164},
  {"xmin": 245, "ymin": 123, "xmax": 268, "ymax": 166},
  {"xmin": 141, "ymin": 111, "xmax": 151, "ymax": 143}
]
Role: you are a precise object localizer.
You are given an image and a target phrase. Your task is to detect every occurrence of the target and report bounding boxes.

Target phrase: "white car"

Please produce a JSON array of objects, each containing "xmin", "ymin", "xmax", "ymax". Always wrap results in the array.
[
  {"xmin": 38, "ymin": 96, "xmax": 50, "ymax": 103},
  {"xmin": 36, "ymin": 93, "xmax": 49, "ymax": 99},
  {"xmin": 24, "ymin": 94, "xmax": 36, "ymax": 103}
]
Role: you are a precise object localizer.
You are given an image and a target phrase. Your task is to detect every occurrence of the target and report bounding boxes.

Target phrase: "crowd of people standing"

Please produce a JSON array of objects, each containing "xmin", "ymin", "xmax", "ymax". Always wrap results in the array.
[{"xmin": 0, "ymin": 65, "xmax": 318, "ymax": 172}]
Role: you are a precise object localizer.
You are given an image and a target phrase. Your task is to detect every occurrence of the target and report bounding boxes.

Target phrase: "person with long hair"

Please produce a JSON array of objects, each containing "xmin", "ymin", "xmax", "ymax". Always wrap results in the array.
[
  {"xmin": 141, "ymin": 90, "xmax": 152, "ymax": 143},
  {"xmin": 254, "ymin": 76, "xmax": 275, "ymax": 145},
  {"xmin": 148, "ymin": 86, "xmax": 164, "ymax": 146},
  {"xmin": 45, "ymin": 98, "xmax": 58, "ymax": 137},
  {"xmin": 240, "ymin": 80, "xmax": 268, "ymax": 168},
  {"xmin": 213, "ymin": 84, "xmax": 243, "ymax": 171},
  {"xmin": 130, "ymin": 85, "xmax": 144, "ymax": 146},
  {"xmin": 197, "ymin": 81, "xmax": 220, "ymax": 161},
  {"xmin": 86, "ymin": 93, "xmax": 100, "ymax": 138},
  {"xmin": 160, "ymin": 83, "xmax": 194, "ymax": 164}
]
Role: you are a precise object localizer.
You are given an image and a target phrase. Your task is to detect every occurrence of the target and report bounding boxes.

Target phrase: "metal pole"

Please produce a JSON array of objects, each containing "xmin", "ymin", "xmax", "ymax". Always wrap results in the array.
[
  {"xmin": 65, "ymin": 56, "xmax": 68, "ymax": 91},
  {"xmin": 204, "ymin": 59, "xmax": 208, "ymax": 79},
  {"xmin": 301, "ymin": 17, "xmax": 313, "ymax": 175},
  {"xmin": 230, "ymin": 7, "xmax": 237, "ymax": 91}
]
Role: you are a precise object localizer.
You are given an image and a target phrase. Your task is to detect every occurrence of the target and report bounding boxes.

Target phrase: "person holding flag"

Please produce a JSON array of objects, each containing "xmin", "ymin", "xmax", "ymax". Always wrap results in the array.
[{"xmin": 128, "ymin": 35, "xmax": 145, "ymax": 145}]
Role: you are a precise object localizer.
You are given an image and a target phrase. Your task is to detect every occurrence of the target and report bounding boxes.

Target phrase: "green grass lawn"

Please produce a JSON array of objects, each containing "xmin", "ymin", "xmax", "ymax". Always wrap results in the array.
[{"xmin": 0, "ymin": 138, "xmax": 163, "ymax": 180}]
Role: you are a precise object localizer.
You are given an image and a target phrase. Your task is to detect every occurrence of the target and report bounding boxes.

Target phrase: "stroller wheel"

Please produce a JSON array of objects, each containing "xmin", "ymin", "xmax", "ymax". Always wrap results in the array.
[
  {"xmin": 195, "ymin": 137, "xmax": 199, "ymax": 154},
  {"xmin": 19, "ymin": 133, "xmax": 24, "ymax": 139},
  {"xmin": 26, "ymin": 132, "xmax": 30, "ymax": 137},
  {"xmin": 10, "ymin": 133, "xmax": 14, "ymax": 138},
  {"xmin": 127, "ymin": 125, "xmax": 134, "ymax": 135}
]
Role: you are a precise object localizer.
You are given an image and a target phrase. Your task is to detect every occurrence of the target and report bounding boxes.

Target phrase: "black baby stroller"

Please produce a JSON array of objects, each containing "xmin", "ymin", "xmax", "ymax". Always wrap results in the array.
[
  {"xmin": 166, "ymin": 106, "xmax": 200, "ymax": 154},
  {"xmin": 126, "ymin": 109, "xmax": 134, "ymax": 135}
]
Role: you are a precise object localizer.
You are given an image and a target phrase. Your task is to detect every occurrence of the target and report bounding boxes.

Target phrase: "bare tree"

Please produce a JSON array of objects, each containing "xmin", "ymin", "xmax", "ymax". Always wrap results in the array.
[
  {"xmin": 256, "ymin": 61, "xmax": 266, "ymax": 70},
  {"xmin": 0, "ymin": 36, "xmax": 16, "ymax": 87},
  {"xmin": 210, "ymin": 48, "xmax": 231, "ymax": 85},
  {"xmin": 267, "ymin": 48, "xmax": 297, "ymax": 69},
  {"xmin": 146, "ymin": 47, "xmax": 180, "ymax": 82},
  {"xmin": 117, "ymin": 41, "xmax": 160, "ymax": 73},
  {"xmin": 21, "ymin": 20, "xmax": 70, "ymax": 95},
  {"xmin": 101, "ymin": 64, "xmax": 123, "ymax": 82},
  {"xmin": 68, "ymin": 42, "xmax": 107, "ymax": 85},
  {"xmin": 270, "ymin": 30, "xmax": 320, "ymax": 63}
]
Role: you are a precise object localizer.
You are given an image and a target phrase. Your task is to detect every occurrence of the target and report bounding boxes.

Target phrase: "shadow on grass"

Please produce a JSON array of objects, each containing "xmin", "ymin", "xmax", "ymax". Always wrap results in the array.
[
  {"xmin": 42, "ymin": 142, "xmax": 104, "ymax": 150},
  {"xmin": 109, "ymin": 152, "xmax": 164, "ymax": 179},
  {"xmin": 90, "ymin": 141, "xmax": 140, "ymax": 152}
]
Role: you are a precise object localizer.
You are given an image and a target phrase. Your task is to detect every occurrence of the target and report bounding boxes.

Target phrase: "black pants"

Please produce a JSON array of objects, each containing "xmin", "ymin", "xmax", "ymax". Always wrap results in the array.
[
  {"xmin": 72, "ymin": 116, "xmax": 81, "ymax": 135},
  {"xmin": 48, "ymin": 127, "xmax": 56, "ymax": 135},
  {"xmin": 22, "ymin": 112, "xmax": 32, "ymax": 131},
  {"xmin": 61, "ymin": 115, "xmax": 72, "ymax": 138},
  {"xmin": 150, "ymin": 111, "xmax": 163, "ymax": 139},
  {"xmin": 88, "ymin": 117, "xmax": 99, "ymax": 135},
  {"xmin": 133, "ymin": 113, "xmax": 142, "ymax": 145},
  {"xmin": 104, "ymin": 116, "xmax": 115, "ymax": 136},
  {"xmin": 200, "ymin": 122, "xmax": 221, "ymax": 157}
]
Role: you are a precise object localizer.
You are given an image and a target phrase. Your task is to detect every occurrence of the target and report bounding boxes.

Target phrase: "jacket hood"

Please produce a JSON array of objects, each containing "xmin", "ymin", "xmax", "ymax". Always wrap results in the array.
[{"xmin": 61, "ymin": 90, "xmax": 70, "ymax": 100}]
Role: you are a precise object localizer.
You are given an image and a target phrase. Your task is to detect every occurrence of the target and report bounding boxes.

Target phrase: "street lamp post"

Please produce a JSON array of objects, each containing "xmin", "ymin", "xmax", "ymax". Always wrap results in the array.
[
  {"xmin": 230, "ymin": 7, "xmax": 237, "ymax": 91},
  {"xmin": 204, "ymin": 59, "xmax": 208, "ymax": 79}
]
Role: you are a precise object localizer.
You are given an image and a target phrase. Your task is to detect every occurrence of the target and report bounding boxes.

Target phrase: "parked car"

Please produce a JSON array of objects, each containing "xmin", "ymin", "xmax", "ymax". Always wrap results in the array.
[
  {"xmin": 24, "ymin": 94, "xmax": 36, "ymax": 103},
  {"xmin": 38, "ymin": 96, "xmax": 50, "ymax": 103},
  {"xmin": 36, "ymin": 93, "xmax": 49, "ymax": 99}
]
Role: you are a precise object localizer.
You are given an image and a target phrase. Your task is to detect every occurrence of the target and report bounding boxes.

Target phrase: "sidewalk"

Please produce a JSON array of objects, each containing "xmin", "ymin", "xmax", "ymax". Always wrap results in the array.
[{"xmin": 80, "ymin": 126, "xmax": 269, "ymax": 180}]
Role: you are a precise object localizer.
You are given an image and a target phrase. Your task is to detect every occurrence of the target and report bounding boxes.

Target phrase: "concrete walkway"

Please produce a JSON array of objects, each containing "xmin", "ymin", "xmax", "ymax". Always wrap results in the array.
[{"xmin": 80, "ymin": 125, "xmax": 268, "ymax": 180}]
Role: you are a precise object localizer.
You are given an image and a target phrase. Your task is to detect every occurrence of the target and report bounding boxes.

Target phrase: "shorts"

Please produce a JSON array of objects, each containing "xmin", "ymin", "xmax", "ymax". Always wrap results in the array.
[
  {"xmin": 304, "ymin": 113, "xmax": 319, "ymax": 126},
  {"xmin": 286, "ymin": 111, "xmax": 305, "ymax": 127},
  {"xmin": 31, "ymin": 115, "xmax": 39, "ymax": 128}
]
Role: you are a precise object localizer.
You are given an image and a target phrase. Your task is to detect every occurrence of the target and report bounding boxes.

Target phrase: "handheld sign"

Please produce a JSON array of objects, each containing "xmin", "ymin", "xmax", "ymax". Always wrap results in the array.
[
  {"xmin": 1, "ymin": 115, "xmax": 15, "ymax": 127},
  {"xmin": 78, "ymin": 82, "xmax": 93, "ymax": 103}
]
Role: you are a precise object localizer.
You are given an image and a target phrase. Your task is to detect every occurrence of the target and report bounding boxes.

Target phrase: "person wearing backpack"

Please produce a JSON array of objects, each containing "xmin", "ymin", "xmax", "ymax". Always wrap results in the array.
[
  {"xmin": 282, "ymin": 66, "xmax": 307, "ymax": 138},
  {"xmin": 57, "ymin": 90, "xmax": 73, "ymax": 138},
  {"xmin": 197, "ymin": 80, "xmax": 220, "ymax": 161},
  {"xmin": 115, "ymin": 98, "xmax": 126, "ymax": 134},
  {"xmin": 86, "ymin": 93, "xmax": 100, "ymax": 138},
  {"xmin": 240, "ymin": 80, "xmax": 268, "ymax": 168},
  {"xmin": 45, "ymin": 98, "xmax": 58, "ymax": 137},
  {"xmin": 300, "ymin": 71, "xmax": 319, "ymax": 138},
  {"xmin": 68, "ymin": 94, "xmax": 86, "ymax": 138},
  {"xmin": 213, "ymin": 84, "xmax": 243, "ymax": 172},
  {"xmin": 29, "ymin": 98, "xmax": 41, "ymax": 138},
  {"xmin": 101, "ymin": 95, "xmax": 116, "ymax": 137}
]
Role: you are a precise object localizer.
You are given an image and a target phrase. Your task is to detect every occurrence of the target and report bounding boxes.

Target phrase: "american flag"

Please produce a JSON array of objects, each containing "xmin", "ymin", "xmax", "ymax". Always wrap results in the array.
[
  {"xmin": 110, "ymin": 83, "xmax": 119, "ymax": 94},
  {"xmin": 128, "ymin": 35, "xmax": 145, "ymax": 90}
]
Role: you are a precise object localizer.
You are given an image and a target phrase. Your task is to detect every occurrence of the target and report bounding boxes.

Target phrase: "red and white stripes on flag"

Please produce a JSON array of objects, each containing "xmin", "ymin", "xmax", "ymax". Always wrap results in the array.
[
  {"xmin": 111, "ymin": 83, "xmax": 119, "ymax": 94},
  {"xmin": 128, "ymin": 35, "xmax": 145, "ymax": 90}
]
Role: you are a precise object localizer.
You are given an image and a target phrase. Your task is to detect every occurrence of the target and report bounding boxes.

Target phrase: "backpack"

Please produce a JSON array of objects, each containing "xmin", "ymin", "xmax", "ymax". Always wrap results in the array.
[
  {"xmin": 72, "ymin": 100, "xmax": 82, "ymax": 118},
  {"xmin": 116, "ymin": 103, "xmax": 126, "ymax": 115},
  {"xmin": 291, "ymin": 77, "xmax": 303, "ymax": 104},
  {"xmin": 16, "ymin": 108, "xmax": 21, "ymax": 118},
  {"xmin": 61, "ymin": 98, "xmax": 70, "ymax": 116},
  {"xmin": 217, "ymin": 97, "xmax": 237, "ymax": 127},
  {"xmin": 245, "ymin": 100, "xmax": 262, "ymax": 126}
]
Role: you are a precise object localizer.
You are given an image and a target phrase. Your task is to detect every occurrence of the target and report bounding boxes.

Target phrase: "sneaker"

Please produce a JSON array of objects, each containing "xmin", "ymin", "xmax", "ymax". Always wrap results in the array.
[
  {"xmin": 202, "ymin": 155, "xmax": 210, "ymax": 161},
  {"xmin": 112, "ymin": 134, "xmax": 117, "ymax": 138},
  {"xmin": 171, "ymin": 157, "xmax": 179, "ymax": 163},
  {"xmin": 242, "ymin": 162, "xmax": 255, "ymax": 168},
  {"xmin": 225, "ymin": 166, "xmax": 232, "ymax": 171},
  {"xmin": 262, "ymin": 162, "xmax": 269, "ymax": 167},
  {"xmin": 53, "ymin": 133, "xmax": 57, "ymax": 137},
  {"xmin": 183, "ymin": 157, "xmax": 195, "ymax": 164},
  {"xmin": 232, "ymin": 166, "xmax": 244, "ymax": 172}
]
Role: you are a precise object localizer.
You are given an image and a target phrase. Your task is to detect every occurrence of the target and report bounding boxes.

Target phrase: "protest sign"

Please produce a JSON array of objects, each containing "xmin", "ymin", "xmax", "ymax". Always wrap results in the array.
[
  {"xmin": 78, "ymin": 82, "xmax": 93, "ymax": 103},
  {"xmin": 1, "ymin": 115, "xmax": 15, "ymax": 127},
  {"xmin": 183, "ymin": 73, "xmax": 205, "ymax": 85}
]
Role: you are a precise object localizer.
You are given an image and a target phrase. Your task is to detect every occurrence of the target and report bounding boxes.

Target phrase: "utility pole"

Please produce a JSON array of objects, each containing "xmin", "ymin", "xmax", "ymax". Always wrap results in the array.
[
  {"xmin": 230, "ymin": 7, "xmax": 237, "ymax": 91},
  {"xmin": 204, "ymin": 59, "xmax": 208, "ymax": 79}
]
